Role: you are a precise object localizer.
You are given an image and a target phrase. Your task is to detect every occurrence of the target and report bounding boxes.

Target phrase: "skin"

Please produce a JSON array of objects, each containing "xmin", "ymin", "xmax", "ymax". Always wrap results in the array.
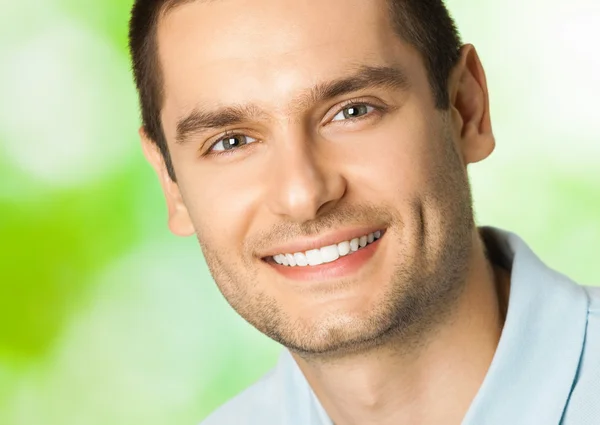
[{"xmin": 141, "ymin": 0, "xmax": 511, "ymax": 423}]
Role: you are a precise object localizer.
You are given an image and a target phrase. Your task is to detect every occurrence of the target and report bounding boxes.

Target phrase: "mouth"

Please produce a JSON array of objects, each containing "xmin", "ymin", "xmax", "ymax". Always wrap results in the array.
[{"xmin": 262, "ymin": 229, "xmax": 386, "ymax": 281}]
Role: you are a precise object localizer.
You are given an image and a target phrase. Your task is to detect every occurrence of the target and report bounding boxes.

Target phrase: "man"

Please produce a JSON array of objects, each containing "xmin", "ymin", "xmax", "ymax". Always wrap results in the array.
[{"xmin": 128, "ymin": 0, "xmax": 599, "ymax": 424}]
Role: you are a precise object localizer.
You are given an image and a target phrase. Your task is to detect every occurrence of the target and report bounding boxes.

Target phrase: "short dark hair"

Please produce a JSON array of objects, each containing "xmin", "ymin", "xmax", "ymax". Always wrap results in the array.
[{"xmin": 128, "ymin": 0, "xmax": 462, "ymax": 181}]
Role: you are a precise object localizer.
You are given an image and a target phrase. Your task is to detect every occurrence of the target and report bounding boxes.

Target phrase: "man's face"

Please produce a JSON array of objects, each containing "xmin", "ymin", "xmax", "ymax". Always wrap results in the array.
[{"xmin": 151, "ymin": 0, "xmax": 488, "ymax": 355}]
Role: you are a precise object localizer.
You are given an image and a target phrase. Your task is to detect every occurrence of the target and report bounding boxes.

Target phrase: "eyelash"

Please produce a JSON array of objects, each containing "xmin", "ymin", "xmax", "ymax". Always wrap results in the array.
[
  {"xmin": 331, "ymin": 99, "xmax": 385, "ymax": 124},
  {"xmin": 203, "ymin": 99, "xmax": 385, "ymax": 157},
  {"xmin": 202, "ymin": 130, "xmax": 250, "ymax": 158}
]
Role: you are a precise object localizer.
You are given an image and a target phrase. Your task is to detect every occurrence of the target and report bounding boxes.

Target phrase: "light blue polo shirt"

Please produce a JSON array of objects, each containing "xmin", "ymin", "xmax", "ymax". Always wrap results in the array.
[{"xmin": 201, "ymin": 228, "xmax": 600, "ymax": 425}]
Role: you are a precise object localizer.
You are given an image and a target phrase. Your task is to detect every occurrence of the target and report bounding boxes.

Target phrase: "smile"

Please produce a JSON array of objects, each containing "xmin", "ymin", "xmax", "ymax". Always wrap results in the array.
[{"xmin": 272, "ymin": 231, "xmax": 383, "ymax": 267}]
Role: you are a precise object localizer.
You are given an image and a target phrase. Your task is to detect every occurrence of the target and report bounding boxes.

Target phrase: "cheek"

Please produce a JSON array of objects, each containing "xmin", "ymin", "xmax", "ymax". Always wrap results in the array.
[
  {"xmin": 341, "ymin": 110, "xmax": 442, "ymax": 204},
  {"xmin": 176, "ymin": 166, "xmax": 264, "ymax": 254}
]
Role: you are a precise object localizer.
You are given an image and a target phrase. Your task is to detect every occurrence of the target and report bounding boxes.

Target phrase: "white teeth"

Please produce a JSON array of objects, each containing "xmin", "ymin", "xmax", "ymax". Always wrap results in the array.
[
  {"xmin": 305, "ymin": 249, "xmax": 324, "ymax": 266},
  {"xmin": 320, "ymin": 244, "xmax": 340, "ymax": 263},
  {"xmin": 272, "ymin": 230, "xmax": 384, "ymax": 267},
  {"xmin": 338, "ymin": 241, "xmax": 351, "ymax": 256},
  {"xmin": 359, "ymin": 235, "xmax": 368, "ymax": 248},
  {"xmin": 294, "ymin": 252, "xmax": 308, "ymax": 266},
  {"xmin": 286, "ymin": 253, "xmax": 297, "ymax": 267}
]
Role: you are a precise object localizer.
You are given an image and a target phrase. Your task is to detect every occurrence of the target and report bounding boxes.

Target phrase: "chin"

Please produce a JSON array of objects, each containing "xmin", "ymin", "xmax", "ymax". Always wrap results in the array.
[{"xmin": 276, "ymin": 301, "xmax": 399, "ymax": 356}]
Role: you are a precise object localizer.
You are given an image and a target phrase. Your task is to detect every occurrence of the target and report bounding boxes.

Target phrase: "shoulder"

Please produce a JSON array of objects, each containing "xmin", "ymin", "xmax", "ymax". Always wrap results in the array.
[
  {"xmin": 199, "ymin": 368, "xmax": 283, "ymax": 425},
  {"xmin": 583, "ymin": 285, "xmax": 600, "ymax": 313},
  {"xmin": 582, "ymin": 285, "xmax": 600, "ymax": 335},
  {"xmin": 562, "ymin": 285, "xmax": 600, "ymax": 423},
  {"xmin": 198, "ymin": 350, "xmax": 324, "ymax": 425},
  {"xmin": 582, "ymin": 285, "xmax": 600, "ymax": 340},
  {"xmin": 198, "ymin": 350, "xmax": 319, "ymax": 425}
]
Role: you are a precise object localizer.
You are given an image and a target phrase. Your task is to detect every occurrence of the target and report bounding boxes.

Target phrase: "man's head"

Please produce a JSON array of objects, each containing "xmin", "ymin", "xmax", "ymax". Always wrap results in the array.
[
  {"xmin": 129, "ymin": 0, "xmax": 495, "ymax": 356},
  {"xmin": 130, "ymin": 0, "xmax": 464, "ymax": 182}
]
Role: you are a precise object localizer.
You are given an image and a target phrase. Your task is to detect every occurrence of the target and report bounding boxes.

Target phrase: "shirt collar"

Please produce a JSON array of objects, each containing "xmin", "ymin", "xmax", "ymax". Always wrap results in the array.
[
  {"xmin": 276, "ymin": 227, "xmax": 590, "ymax": 425},
  {"xmin": 276, "ymin": 348, "xmax": 333, "ymax": 425},
  {"xmin": 463, "ymin": 227, "xmax": 589, "ymax": 424}
]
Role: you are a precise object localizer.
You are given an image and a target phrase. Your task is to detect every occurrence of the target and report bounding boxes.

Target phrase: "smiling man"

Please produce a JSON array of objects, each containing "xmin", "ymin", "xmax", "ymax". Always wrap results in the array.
[{"xmin": 128, "ymin": 0, "xmax": 599, "ymax": 424}]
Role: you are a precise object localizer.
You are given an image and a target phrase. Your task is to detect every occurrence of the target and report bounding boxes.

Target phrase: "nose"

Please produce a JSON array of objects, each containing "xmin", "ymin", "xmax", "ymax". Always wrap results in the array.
[{"xmin": 266, "ymin": 136, "xmax": 346, "ymax": 223}]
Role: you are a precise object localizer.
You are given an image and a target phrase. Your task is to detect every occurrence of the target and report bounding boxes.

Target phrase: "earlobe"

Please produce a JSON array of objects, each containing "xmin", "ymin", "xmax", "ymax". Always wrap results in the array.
[
  {"xmin": 449, "ymin": 44, "xmax": 495, "ymax": 165},
  {"xmin": 139, "ymin": 128, "xmax": 196, "ymax": 237}
]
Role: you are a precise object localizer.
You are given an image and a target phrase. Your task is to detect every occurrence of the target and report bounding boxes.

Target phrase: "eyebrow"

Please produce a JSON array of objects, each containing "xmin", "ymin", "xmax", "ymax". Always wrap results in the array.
[
  {"xmin": 176, "ymin": 104, "xmax": 266, "ymax": 145},
  {"xmin": 175, "ymin": 65, "xmax": 410, "ymax": 145},
  {"xmin": 305, "ymin": 64, "xmax": 410, "ymax": 109}
]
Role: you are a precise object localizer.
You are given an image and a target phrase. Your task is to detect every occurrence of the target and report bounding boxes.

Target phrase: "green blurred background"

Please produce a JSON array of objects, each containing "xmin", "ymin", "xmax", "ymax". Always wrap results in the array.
[{"xmin": 0, "ymin": 0, "xmax": 598, "ymax": 423}]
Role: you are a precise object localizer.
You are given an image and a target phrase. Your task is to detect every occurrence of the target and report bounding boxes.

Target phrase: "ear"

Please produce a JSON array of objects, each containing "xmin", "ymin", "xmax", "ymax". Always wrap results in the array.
[
  {"xmin": 448, "ymin": 44, "xmax": 495, "ymax": 165},
  {"xmin": 140, "ymin": 128, "xmax": 195, "ymax": 237}
]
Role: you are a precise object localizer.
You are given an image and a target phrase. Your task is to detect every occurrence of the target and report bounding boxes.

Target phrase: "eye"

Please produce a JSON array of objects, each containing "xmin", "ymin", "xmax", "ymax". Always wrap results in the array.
[
  {"xmin": 210, "ymin": 134, "xmax": 258, "ymax": 152},
  {"xmin": 331, "ymin": 104, "xmax": 375, "ymax": 122}
]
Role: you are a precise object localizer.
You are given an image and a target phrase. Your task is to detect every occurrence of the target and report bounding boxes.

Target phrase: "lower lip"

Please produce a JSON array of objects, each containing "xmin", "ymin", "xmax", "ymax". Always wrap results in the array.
[{"xmin": 266, "ymin": 236, "xmax": 384, "ymax": 281}]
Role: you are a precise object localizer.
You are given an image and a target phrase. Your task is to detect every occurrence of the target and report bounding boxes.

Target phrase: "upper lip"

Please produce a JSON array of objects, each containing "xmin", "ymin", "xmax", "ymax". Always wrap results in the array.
[{"xmin": 259, "ymin": 226, "xmax": 385, "ymax": 258}]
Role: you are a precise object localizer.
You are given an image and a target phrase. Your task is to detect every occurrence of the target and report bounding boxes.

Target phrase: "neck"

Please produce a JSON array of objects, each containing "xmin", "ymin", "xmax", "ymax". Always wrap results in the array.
[{"xmin": 291, "ymin": 230, "xmax": 510, "ymax": 425}]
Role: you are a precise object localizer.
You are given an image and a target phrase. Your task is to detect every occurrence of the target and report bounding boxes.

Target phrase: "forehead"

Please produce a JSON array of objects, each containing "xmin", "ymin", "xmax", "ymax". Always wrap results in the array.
[{"xmin": 156, "ymin": 0, "xmax": 424, "ymax": 131}]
